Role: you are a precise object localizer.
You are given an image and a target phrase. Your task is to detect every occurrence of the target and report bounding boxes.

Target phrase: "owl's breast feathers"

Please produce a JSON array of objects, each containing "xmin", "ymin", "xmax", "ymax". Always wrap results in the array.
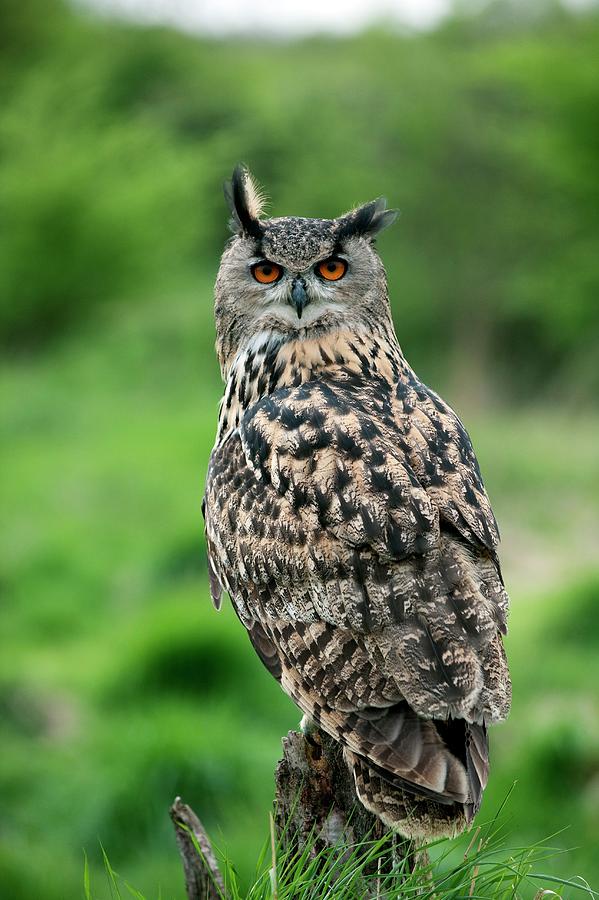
[{"xmin": 203, "ymin": 327, "xmax": 511, "ymax": 836}]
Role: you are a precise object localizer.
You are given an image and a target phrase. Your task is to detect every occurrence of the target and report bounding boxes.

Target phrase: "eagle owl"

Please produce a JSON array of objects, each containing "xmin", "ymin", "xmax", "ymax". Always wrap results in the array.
[{"xmin": 203, "ymin": 165, "xmax": 511, "ymax": 838}]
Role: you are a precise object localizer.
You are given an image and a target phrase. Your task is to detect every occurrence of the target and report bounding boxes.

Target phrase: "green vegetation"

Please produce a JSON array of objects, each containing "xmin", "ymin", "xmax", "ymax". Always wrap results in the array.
[
  {"xmin": 1, "ymin": 0, "xmax": 598, "ymax": 897},
  {"xmin": 3, "ymin": 0, "xmax": 599, "ymax": 401},
  {"xmin": 84, "ymin": 812, "xmax": 599, "ymax": 899}
]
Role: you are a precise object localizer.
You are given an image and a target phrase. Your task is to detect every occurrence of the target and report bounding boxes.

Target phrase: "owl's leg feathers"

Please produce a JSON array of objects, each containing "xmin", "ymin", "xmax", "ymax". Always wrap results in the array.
[
  {"xmin": 300, "ymin": 713, "xmax": 317, "ymax": 736},
  {"xmin": 343, "ymin": 717, "xmax": 488, "ymax": 839},
  {"xmin": 346, "ymin": 748, "xmax": 468, "ymax": 840}
]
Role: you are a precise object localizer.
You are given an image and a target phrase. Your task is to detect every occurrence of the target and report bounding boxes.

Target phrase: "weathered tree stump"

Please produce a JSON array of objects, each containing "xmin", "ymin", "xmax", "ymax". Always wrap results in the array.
[
  {"xmin": 170, "ymin": 797, "xmax": 227, "ymax": 900},
  {"xmin": 274, "ymin": 728, "xmax": 410, "ymax": 874},
  {"xmin": 171, "ymin": 726, "xmax": 415, "ymax": 899}
]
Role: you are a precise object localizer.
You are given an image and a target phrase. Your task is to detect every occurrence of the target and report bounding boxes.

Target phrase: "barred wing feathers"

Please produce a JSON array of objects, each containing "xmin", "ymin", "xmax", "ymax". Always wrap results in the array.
[{"xmin": 203, "ymin": 370, "xmax": 510, "ymax": 831}]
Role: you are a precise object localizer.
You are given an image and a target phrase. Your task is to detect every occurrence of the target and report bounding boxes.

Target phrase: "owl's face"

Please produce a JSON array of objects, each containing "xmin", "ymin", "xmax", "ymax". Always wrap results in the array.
[{"xmin": 214, "ymin": 166, "xmax": 398, "ymax": 374}]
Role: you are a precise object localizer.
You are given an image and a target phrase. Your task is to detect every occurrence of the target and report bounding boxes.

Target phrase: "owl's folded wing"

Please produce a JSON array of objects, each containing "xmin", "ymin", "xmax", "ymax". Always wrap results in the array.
[
  {"xmin": 204, "ymin": 381, "xmax": 509, "ymax": 723},
  {"xmin": 245, "ymin": 602, "xmax": 489, "ymax": 811},
  {"xmin": 393, "ymin": 377, "xmax": 500, "ymax": 554},
  {"xmin": 203, "ymin": 380, "xmax": 511, "ymax": 809}
]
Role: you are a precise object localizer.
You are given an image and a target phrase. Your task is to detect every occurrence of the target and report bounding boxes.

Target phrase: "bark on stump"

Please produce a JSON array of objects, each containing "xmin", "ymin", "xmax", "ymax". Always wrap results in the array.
[
  {"xmin": 274, "ymin": 728, "xmax": 409, "ymax": 868},
  {"xmin": 170, "ymin": 797, "xmax": 226, "ymax": 900}
]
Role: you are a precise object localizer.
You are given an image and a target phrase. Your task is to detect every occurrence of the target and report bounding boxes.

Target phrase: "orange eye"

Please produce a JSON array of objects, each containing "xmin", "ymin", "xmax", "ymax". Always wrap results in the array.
[
  {"xmin": 251, "ymin": 261, "xmax": 282, "ymax": 284},
  {"xmin": 317, "ymin": 257, "xmax": 347, "ymax": 281}
]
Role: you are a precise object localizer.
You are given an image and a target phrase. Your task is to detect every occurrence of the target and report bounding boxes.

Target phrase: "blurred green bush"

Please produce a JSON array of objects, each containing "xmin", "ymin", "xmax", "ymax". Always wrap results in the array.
[{"xmin": 2, "ymin": 0, "xmax": 599, "ymax": 400}]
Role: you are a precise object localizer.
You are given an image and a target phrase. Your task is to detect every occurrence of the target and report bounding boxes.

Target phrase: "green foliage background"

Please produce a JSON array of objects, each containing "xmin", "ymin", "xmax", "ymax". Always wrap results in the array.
[{"xmin": 1, "ymin": 0, "xmax": 598, "ymax": 896}]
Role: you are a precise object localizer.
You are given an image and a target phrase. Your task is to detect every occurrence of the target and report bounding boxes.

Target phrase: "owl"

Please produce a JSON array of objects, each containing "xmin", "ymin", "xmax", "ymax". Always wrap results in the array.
[{"xmin": 203, "ymin": 165, "xmax": 511, "ymax": 838}]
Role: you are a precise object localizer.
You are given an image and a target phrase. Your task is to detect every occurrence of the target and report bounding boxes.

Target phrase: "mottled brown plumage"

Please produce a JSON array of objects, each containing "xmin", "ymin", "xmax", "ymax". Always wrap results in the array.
[{"xmin": 203, "ymin": 165, "xmax": 511, "ymax": 838}]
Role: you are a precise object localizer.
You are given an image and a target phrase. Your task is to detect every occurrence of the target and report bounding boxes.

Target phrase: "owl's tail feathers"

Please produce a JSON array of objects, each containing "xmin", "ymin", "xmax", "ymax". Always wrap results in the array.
[
  {"xmin": 346, "ymin": 720, "xmax": 488, "ymax": 840},
  {"xmin": 463, "ymin": 721, "xmax": 489, "ymax": 823}
]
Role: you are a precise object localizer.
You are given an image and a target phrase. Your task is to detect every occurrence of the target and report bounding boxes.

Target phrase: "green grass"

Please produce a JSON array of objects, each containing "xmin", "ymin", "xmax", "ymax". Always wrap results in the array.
[
  {"xmin": 84, "ymin": 801, "xmax": 598, "ymax": 899},
  {"xmin": 2, "ymin": 286, "xmax": 599, "ymax": 898}
]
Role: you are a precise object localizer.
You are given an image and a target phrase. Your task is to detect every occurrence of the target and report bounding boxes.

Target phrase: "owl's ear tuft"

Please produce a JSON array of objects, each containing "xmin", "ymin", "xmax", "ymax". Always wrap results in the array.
[
  {"xmin": 224, "ymin": 164, "xmax": 266, "ymax": 238},
  {"xmin": 337, "ymin": 197, "xmax": 399, "ymax": 241}
]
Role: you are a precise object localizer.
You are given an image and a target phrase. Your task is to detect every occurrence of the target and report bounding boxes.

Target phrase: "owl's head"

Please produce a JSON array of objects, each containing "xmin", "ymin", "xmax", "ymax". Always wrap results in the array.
[{"xmin": 214, "ymin": 165, "xmax": 398, "ymax": 373}]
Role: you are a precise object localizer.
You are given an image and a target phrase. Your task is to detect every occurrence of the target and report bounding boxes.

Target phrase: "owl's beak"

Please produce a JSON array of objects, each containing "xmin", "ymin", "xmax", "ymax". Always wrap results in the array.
[{"xmin": 290, "ymin": 278, "xmax": 310, "ymax": 319}]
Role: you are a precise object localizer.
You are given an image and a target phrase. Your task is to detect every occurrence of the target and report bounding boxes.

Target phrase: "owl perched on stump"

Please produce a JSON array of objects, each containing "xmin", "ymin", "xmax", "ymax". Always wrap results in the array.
[{"xmin": 203, "ymin": 165, "xmax": 511, "ymax": 838}]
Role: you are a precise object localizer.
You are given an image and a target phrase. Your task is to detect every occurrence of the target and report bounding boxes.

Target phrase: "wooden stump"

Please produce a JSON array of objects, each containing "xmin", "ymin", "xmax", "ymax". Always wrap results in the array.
[
  {"xmin": 170, "ymin": 797, "xmax": 227, "ymax": 900},
  {"xmin": 273, "ymin": 727, "xmax": 413, "ymax": 887}
]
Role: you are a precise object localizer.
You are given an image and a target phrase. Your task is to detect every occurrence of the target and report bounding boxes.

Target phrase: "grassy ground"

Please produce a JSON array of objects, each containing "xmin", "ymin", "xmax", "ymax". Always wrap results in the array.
[
  {"xmin": 86, "ymin": 816, "xmax": 599, "ymax": 899},
  {"xmin": 2, "ymin": 286, "xmax": 598, "ymax": 899}
]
